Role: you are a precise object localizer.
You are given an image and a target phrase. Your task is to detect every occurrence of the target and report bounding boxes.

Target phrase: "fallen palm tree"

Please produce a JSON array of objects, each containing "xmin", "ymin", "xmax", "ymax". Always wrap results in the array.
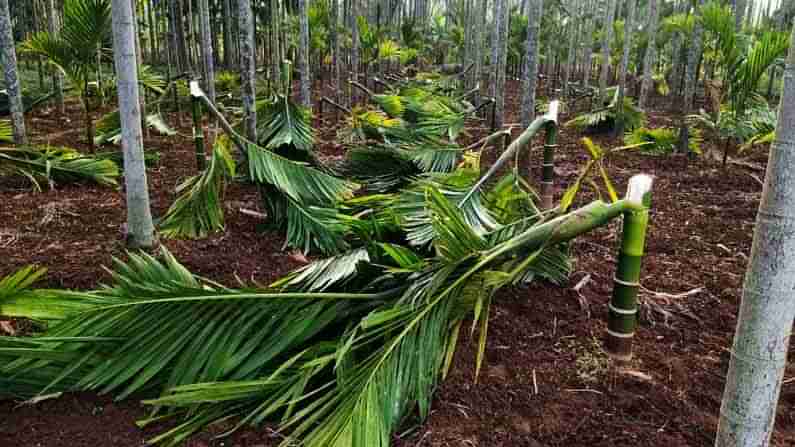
[{"xmin": 0, "ymin": 171, "xmax": 652, "ymax": 447}]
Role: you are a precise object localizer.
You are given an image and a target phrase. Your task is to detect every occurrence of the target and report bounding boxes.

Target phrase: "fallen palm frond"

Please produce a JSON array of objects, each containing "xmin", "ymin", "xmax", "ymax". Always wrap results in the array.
[
  {"xmin": 94, "ymin": 109, "xmax": 177, "ymax": 146},
  {"xmin": 256, "ymin": 94, "xmax": 315, "ymax": 152},
  {"xmin": 565, "ymin": 87, "xmax": 646, "ymax": 133},
  {"xmin": 625, "ymin": 127, "xmax": 702, "ymax": 155},
  {"xmin": 0, "ymin": 146, "xmax": 119, "ymax": 190},
  {"xmin": 158, "ymin": 138, "xmax": 237, "ymax": 239},
  {"xmin": 0, "ymin": 175, "xmax": 648, "ymax": 445}
]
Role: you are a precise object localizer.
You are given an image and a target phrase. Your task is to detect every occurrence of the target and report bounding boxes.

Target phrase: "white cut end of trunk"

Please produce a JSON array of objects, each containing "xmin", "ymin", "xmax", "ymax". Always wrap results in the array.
[
  {"xmin": 547, "ymin": 100, "xmax": 560, "ymax": 121},
  {"xmin": 625, "ymin": 174, "xmax": 653, "ymax": 206},
  {"xmin": 190, "ymin": 80, "xmax": 204, "ymax": 98}
]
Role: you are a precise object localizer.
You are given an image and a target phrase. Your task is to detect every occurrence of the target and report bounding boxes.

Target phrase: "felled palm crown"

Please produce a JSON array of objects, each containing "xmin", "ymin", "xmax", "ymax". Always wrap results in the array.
[{"xmin": 0, "ymin": 71, "xmax": 645, "ymax": 447}]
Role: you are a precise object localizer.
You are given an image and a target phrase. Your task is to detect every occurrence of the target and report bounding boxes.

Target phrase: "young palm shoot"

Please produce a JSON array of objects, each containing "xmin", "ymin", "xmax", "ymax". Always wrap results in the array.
[{"xmin": 606, "ymin": 174, "xmax": 653, "ymax": 360}]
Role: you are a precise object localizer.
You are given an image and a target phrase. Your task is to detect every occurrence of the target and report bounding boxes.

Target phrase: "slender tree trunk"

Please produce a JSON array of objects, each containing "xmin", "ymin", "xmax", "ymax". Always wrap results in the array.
[
  {"xmin": 598, "ymin": 0, "xmax": 617, "ymax": 102},
  {"xmin": 639, "ymin": 0, "xmax": 658, "ymax": 110},
  {"xmin": 111, "ymin": 0, "xmax": 156, "ymax": 248},
  {"xmin": 495, "ymin": 0, "xmax": 508, "ymax": 126},
  {"xmin": 239, "ymin": 0, "xmax": 256, "ymax": 141},
  {"xmin": 562, "ymin": 0, "xmax": 581, "ymax": 98},
  {"xmin": 331, "ymin": 0, "xmax": 341, "ymax": 103},
  {"xmin": 46, "ymin": 0, "xmax": 65, "ymax": 115},
  {"xmin": 298, "ymin": 0, "xmax": 311, "ymax": 108},
  {"xmin": 0, "ymin": 0, "xmax": 26, "ymax": 144},
  {"xmin": 488, "ymin": 0, "xmax": 505, "ymax": 127},
  {"xmin": 615, "ymin": 0, "xmax": 636, "ymax": 136},
  {"xmin": 582, "ymin": 0, "xmax": 597, "ymax": 88},
  {"xmin": 678, "ymin": 0, "xmax": 704, "ymax": 152},
  {"xmin": 716, "ymin": 20, "xmax": 795, "ymax": 447},
  {"xmin": 520, "ymin": 0, "xmax": 543, "ymax": 127},
  {"xmin": 222, "ymin": 0, "xmax": 232, "ymax": 67},
  {"xmin": 199, "ymin": 0, "xmax": 216, "ymax": 104},
  {"xmin": 670, "ymin": 0, "xmax": 687, "ymax": 105},
  {"xmin": 351, "ymin": 0, "xmax": 360, "ymax": 105}
]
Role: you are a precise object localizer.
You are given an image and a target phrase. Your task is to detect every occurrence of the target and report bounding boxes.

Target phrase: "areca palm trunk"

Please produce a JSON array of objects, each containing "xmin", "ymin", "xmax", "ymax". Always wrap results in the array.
[
  {"xmin": 351, "ymin": 0, "xmax": 360, "ymax": 106},
  {"xmin": 606, "ymin": 174, "xmax": 653, "ymax": 359},
  {"xmin": 46, "ymin": 0, "xmax": 65, "ymax": 115},
  {"xmin": 520, "ymin": 0, "xmax": 543, "ymax": 127},
  {"xmin": 495, "ymin": 0, "xmax": 508, "ymax": 126},
  {"xmin": 0, "ymin": 0, "xmax": 27, "ymax": 145},
  {"xmin": 488, "ymin": 0, "xmax": 505, "ymax": 128},
  {"xmin": 239, "ymin": 0, "xmax": 256, "ymax": 141},
  {"xmin": 562, "ymin": 0, "xmax": 580, "ymax": 98},
  {"xmin": 716, "ymin": 21, "xmax": 795, "ymax": 447},
  {"xmin": 222, "ymin": 0, "xmax": 232, "ymax": 67},
  {"xmin": 615, "ymin": 0, "xmax": 636, "ymax": 136},
  {"xmin": 677, "ymin": 0, "xmax": 704, "ymax": 153},
  {"xmin": 111, "ymin": 0, "xmax": 156, "ymax": 249},
  {"xmin": 331, "ymin": 0, "xmax": 341, "ymax": 105},
  {"xmin": 598, "ymin": 0, "xmax": 617, "ymax": 102},
  {"xmin": 582, "ymin": 0, "xmax": 597, "ymax": 88},
  {"xmin": 298, "ymin": 0, "xmax": 311, "ymax": 108},
  {"xmin": 199, "ymin": 0, "xmax": 216, "ymax": 104},
  {"xmin": 638, "ymin": 0, "xmax": 658, "ymax": 110}
]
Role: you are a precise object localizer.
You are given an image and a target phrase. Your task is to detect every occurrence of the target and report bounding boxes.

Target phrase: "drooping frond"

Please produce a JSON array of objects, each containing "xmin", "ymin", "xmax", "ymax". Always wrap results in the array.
[
  {"xmin": 246, "ymin": 141, "xmax": 358, "ymax": 205},
  {"xmin": 0, "ymin": 146, "xmax": 119, "ymax": 189},
  {"xmin": 256, "ymin": 95, "xmax": 315, "ymax": 152},
  {"xmin": 94, "ymin": 110, "xmax": 176, "ymax": 146},
  {"xmin": 159, "ymin": 139, "xmax": 236, "ymax": 239},
  {"xmin": 625, "ymin": 127, "xmax": 702, "ymax": 155},
  {"xmin": 565, "ymin": 87, "xmax": 646, "ymax": 133}
]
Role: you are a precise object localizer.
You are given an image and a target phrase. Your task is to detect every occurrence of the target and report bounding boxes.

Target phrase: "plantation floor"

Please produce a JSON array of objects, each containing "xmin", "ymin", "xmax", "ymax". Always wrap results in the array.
[{"xmin": 2, "ymin": 83, "xmax": 794, "ymax": 446}]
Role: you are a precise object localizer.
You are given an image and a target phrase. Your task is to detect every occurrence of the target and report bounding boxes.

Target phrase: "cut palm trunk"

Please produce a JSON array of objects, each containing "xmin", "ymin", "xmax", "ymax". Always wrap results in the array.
[{"xmin": 606, "ymin": 174, "xmax": 653, "ymax": 360}]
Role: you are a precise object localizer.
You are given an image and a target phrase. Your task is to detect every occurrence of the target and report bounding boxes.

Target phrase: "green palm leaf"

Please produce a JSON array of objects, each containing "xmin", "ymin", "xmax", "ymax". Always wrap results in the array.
[
  {"xmin": 0, "ymin": 146, "xmax": 119, "ymax": 188},
  {"xmin": 159, "ymin": 139, "xmax": 236, "ymax": 239},
  {"xmin": 256, "ymin": 95, "xmax": 315, "ymax": 152}
]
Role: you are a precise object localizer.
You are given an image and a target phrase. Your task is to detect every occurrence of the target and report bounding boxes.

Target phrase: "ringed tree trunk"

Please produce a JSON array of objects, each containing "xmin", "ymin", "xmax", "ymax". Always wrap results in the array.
[
  {"xmin": 222, "ymin": 0, "xmax": 233, "ymax": 67},
  {"xmin": 520, "ymin": 0, "xmax": 543, "ymax": 128},
  {"xmin": 638, "ymin": 0, "xmax": 658, "ymax": 110},
  {"xmin": 0, "ymin": 0, "xmax": 27, "ymax": 144},
  {"xmin": 598, "ymin": 0, "xmax": 617, "ymax": 102},
  {"xmin": 488, "ymin": 0, "xmax": 506, "ymax": 128},
  {"xmin": 562, "ymin": 0, "xmax": 581, "ymax": 98},
  {"xmin": 298, "ymin": 0, "xmax": 311, "ymax": 108},
  {"xmin": 677, "ymin": 0, "xmax": 704, "ymax": 153},
  {"xmin": 199, "ymin": 0, "xmax": 216, "ymax": 104},
  {"xmin": 715, "ymin": 19, "xmax": 795, "ymax": 447},
  {"xmin": 351, "ymin": 0, "xmax": 360, "ymax": 106},
  {"xmin": 582, "ymin": 0, "xmax": 597, "ymax": 88},
  {"xmin": 46, "ymin": 0, "xmax": 65, "ymax": 115},
  {"xmin": 495, "ymin": 0, "xmax": 508, "ymax": 127},
  {"xmin": 239, "ymin": 0, "xmax": 256, "ymax": 141},
  {"xmin": 111, "ymin": 0, "xmax": 156, "ymax": 249},
  {"xmin": 331, "ymin": 0, "xmax": 341, "ymax": 104},
  {"xmin": 615, "ymin": 0, "xmax": 636, "ymax": 136}
]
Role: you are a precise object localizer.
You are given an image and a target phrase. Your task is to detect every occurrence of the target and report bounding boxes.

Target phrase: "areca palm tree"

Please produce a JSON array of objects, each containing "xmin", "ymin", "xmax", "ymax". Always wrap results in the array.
[{"xmin": 22, "ymin": 0, "xmax": 113, "ymax": 150}]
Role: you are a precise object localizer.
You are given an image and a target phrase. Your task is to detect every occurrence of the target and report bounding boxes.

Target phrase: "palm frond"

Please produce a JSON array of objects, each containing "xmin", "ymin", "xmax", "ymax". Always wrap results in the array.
[
  {"xmin": 625, "ymin": 127, "xmax": 702, "ymax": 155},
  {"xmin": 0, "ymin": 146, "xmax": 119, "ymax": 188},
  {"xmin": 256, "ymin": 95, "xmax": 315, "ymax": 152},
  {"xmin": 246, "ymin": 141, "xmax": 357, "ymax": 205},
  {"xmin": 94, "ymin": 110, "xmax": 176, "ymax": 146},
  {"xmin": 159, "ymin": 139, "xmax": 236, "ymax": 239},
  {"xmin": 0, "ymin": 120, "xmax": 11, "ymax": 142}
]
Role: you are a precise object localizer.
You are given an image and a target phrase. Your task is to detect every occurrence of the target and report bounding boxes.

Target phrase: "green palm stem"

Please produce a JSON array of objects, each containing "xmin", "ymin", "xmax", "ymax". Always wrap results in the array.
[
  {"xmin": 191, "ymin": 88, "xmax": 206, "ymax": 171},
  {"xmin": 461, "ymin": 100, "xmax": 559, "ymax": 206},
  {"xmin": 541, "ymin": 116, "xmax": 558, "ymax": 210},
  {"xmin": 485, "ymin": 187, "xmax": 648, "ymax": 263},
  {"xmin": 606, "ymin": 174, "xmax": 654, "ymax": 360}
]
